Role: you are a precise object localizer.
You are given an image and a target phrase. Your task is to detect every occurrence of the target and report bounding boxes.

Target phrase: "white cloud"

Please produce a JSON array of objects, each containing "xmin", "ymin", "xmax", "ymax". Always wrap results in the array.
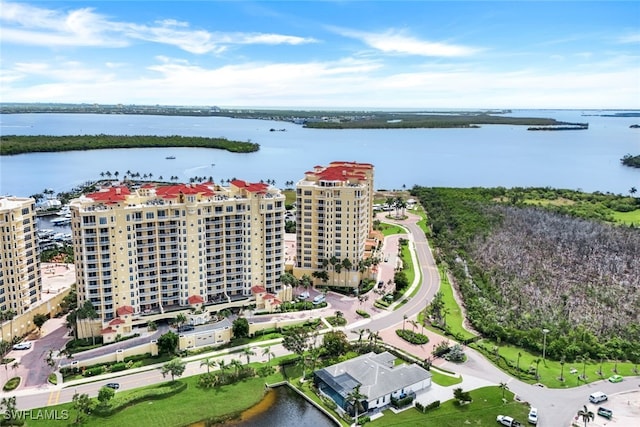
[
  {"xmin": 617, "ymin": 32, "xmax": 640, "ymax": 44},
  {"xmin": 333, "ymin": 27, "xmax": 479, "ymax": 57},
  {"xmin": 0, "ymin": 1, "xmax": 316, "ymax": 53}
]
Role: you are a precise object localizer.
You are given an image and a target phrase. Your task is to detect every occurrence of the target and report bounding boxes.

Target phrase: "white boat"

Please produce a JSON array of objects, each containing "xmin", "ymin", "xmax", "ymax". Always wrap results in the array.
[{"xmin": 51, "ymin": 217, "xmax": 71, "ymax": 226}]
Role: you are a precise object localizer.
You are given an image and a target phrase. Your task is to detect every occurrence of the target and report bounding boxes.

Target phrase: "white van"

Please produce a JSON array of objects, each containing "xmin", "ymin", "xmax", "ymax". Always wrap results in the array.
[{"xmin": 589, "ymin": 392, "xmax": 608, "ymax": 404}]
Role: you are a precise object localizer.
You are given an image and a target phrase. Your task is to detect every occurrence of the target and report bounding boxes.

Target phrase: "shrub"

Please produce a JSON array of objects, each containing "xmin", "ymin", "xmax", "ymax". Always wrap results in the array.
[
  {"xmin": 356, "ymin": 309, "xmax": 370, "ymax": 318},
  {"xmin": 3, "ymin": 377, "xmax": 20, "ymax": 391},
  {"xmin": 48, "ymin": 373, "xmax": 57, "ymax": 385},
  {"xmin": 357, "ymin": 415, "xmax": 371, "ymax": 425},
  {"xmin": 425, "ymin": 400, "xmax": 441, "ymax": 411},
  {"xmin": 110, "ymin": 362, "xmax": 127, "ymax": 372},
  {"xmin": 395, "ymin": 329, "xmax": 429, "ymax": 345},
  {"xmin": 415, "ymin": 402, "xmax": 424, "ymax": 412},
  {"xmin": 83, "ymin": 366, "xmax": 106, "ymax": 377},
  {"xmin": 443, "ymin": 344, "xmax": 466, "ymax": 362},
  {"xmin": 391, "ymin": 394, "xmax": 415, "ymax": 408}
]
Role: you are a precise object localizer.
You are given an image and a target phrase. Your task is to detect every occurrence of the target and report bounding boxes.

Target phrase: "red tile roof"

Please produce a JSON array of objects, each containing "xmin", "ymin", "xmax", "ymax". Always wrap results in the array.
[
  {"xmin": 109, "ymin": 318, "xmax": 125, "ymax": 326},
  {"xmin": 251, "ymin": 285, "xmax": 266, "ymax": 294},
  {"xmin": 116, "ymin": 305, "xmax": 134, "ymax": 316},
  {"xmin": 155, "ymin": 183, "xmax": 215, "ymax": 199},
  {"xmin": 86, "ymin": 186, "xmax": 131, "ymax": 203},
  {"xmin": 101, "ymin": 327, "xmax": 115, "ymax": 334},
  {"xmin": 308, "ymin": 161, "xmax": 372, "ymax": 182},
  {"xmin": 231, "ymin": 179, "xmax": 269, "ymax": 193},
  {"xmin": 188, "ymin": 295, "xmax": 204, "ymax": 304}
]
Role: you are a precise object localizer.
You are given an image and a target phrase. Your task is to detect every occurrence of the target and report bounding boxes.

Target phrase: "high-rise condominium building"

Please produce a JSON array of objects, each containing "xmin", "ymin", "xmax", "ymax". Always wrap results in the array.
[
  {"xmin": 294, "ymin": 161, "xmax": 374, "ymax": 288},
  {"xmin": 70, "ymin": 180, "xmax": 285, "ymax": 322},
  {"xmin": 0, "ymin": 197, "xmax": 41, "ymax": 314}
]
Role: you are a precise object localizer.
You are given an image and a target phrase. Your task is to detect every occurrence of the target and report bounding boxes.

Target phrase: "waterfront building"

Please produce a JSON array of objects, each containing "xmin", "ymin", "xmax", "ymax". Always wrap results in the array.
[
  {"xmin": 294, "ymin": 161, "xmax": 375, "ymax": 289},
  {"xmin": 0, "ymin": 197, "xmax": 41, "ymax": 315},
  {"xmin": 69, "ymin": 180, "xmax": 287, "ymax": 330}
]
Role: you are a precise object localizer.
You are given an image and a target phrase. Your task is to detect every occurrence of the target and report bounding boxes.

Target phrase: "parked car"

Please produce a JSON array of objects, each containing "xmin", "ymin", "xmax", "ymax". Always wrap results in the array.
[
  {"xmin": 297, "ymin": 292, "xmax": 310, "ymax": 300},
  {"xmin": 589, "ymin": 391, "xmax": 608, "ymax": 404},
  {"xmin": 105, "ymin": 383, "xmax": 120, "ymax": 390},
  {"xmin": 312, "ymin": 295, "xmax": 325, "ymax": 305},
  {"xmin": 497, "ymin": 415, "xmax": 521, "ymax": 427},
  {"xmin": 377, "ymin": 281, "xmax": 384, "ymax": 289},
  {"xmin": 179, "ymin": 325, "xmax": 194, "ymax": 332},
  {"xmin": 527, "ymin": 407, "xmax": 538, "ymax": 425},
  {"xmin": 597, "ymin": 407, "xmax": 613, "ymax": 420},
  {"xmin": 12, "ymin": 342, "xmax": 32, "ymax": 350},
  {"xmin": 608, "ymin": 374, "xmax": 623, "ymax": 383}
]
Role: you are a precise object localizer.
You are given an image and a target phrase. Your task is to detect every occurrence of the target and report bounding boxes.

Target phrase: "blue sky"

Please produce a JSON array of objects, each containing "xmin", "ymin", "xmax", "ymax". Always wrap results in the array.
[{"xmin": 1, "ymin": 1, "xmax": 638, "ymax": 109}]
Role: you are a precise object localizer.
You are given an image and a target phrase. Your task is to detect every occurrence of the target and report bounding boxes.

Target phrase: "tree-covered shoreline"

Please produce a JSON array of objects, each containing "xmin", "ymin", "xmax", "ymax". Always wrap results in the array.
[
  {"xmin": 0, "ymin": 135, "xmax": 259, "ymax": 156},
  {"xmin": 621, "ymin": 153, "xmax": 640, "ymax": 168}
]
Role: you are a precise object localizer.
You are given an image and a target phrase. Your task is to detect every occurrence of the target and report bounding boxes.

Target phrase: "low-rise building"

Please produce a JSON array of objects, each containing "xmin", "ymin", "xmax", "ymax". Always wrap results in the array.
[{"xmin": 313, "ymin": 351, "xmax": 432, "ymax": 416}]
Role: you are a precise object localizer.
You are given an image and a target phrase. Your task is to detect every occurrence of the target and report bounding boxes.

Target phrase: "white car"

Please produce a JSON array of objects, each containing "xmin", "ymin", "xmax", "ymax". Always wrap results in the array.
[
  {"xmin": 12, "ymin": 342, "xmax": 32, "ymax": 350},
  {"xmin": 527, "ymin": 407, "xmax": 538, "ymax": 425}
]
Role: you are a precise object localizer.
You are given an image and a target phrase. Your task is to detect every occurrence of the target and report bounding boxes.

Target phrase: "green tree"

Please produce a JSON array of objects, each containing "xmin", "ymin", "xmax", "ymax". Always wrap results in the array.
[
  {"xmin": 282, "ymin": 325, "xmax": 312, "ymax": 380},
  {"xmin": 97, "ymin": 386, "xmax": 115, "ymax": 407},
  {"xmin": 33, "ymin": 313, "xmax": 48, "ymax": 335},
  {"xmin": 200, "ymin": 357, "xmax": 217, "ymax": 374},
  {"xmin": 262, "ymin": 346, "xmax": 275, "ymax": 363},
  {"xmin": 346, "ymin": 384, "xmax": 367, "ymax": 424},
  {"xmin": 341, "ymin": 258, "xmax": 352, "ymax": 287},
  {"xmin": 157, "ymin": 331, "xmax": 179, "ymax": 355},
  {"xmin": 161, "ymin": 358, "xmax": 186, "ymax": 382},
  {"xmin": 174, "ymin": 313, "xmax": 188, "ymax": 332},
  {"xmin": 232, "ymin": 317, "xmax": 250, "ymax": 339},
  {"xmin": 72, "ymin": 392, "xmax": 92, "ymax": 424},
  {"xmin": 0, "ymin": 396, "xmax": 17, "ymax": 424},
  {"xmin": 322, "ymin": 330, "xmax": 350, "ymax": 358},
  {"xmin": 577, "ymin": 405, "xmax": 595, "ymax": 427},
  {"xmin": 498, "ymin": 382, "xmax": 509, "ymax": 399},
  {"xmin": 242, "ymin": 347, "xmax": 256, "ymax": 364},
  {"xmin": 453, "ymin": 387, "xmax": 472, "ymax": 405}
]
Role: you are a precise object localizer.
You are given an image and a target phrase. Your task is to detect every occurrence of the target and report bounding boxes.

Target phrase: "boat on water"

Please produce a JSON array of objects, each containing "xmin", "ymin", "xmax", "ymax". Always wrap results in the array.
[
  {"xmin": 166, "ymin": 156, "xmax": 176, "ymax": 159},
  {"xmin": 51, "ymin": 217, "xmax": 71, "ymax": 226}
]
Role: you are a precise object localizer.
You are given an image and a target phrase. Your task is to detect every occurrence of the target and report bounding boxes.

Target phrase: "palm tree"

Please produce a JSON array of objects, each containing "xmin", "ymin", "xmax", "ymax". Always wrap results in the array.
[
  {"xmin": 299, "ymin": 274, "xmax": 312, "ymax": 294},
  {"xmin": 533, "ymin": 358, "xmax": 541, "ymax": 380},
  {"xmin": 262, "ymin": 346, "xmax": 275, "ymax": 363},
  {"xmin": 217, "ymin": 359, "xmax": 228, "ymax": 379},
  {"xmin": 346, "ymin": 384, "xmax": 367, "ymax": 425},
  {"xmin": 329, "ymin": 256, "xmax": 339, "ymax": 285},
  {"xmin": 579, "ymin": 353, "xmax": 590, "ymax": 381},
  {"xmin": 175, "ymin": 313, "xmax": 188, "ymax": 332},
  {"xmin": 498, "ymin": 381, "xmax": 509, "ymax": 399},
  {"xmin": 352, "ymin": 328, "xmax": 367, "ymax": 344},
  {"xmin": 408, "ymin": 320, "xmax": 418, "ymax": 333},
  {"xmin": 516, "ymin": 352, "xmax": 522, "ymax": 377},
  {"xmin": 200, "ymin": 357, "xmax": 217, "ymax": 374},
  {"xmin": 577, "ymin": 405, "xmax": 594, "ymax": 427},
  {"xmin": 367, "ymin": 330, "xmax": 381, "ymax": 346},
  {"xmin": 341, "ymin": 258, "xmax": 352, "ymax": 287},
  {"xmin": 559, "ymin": 356, "xmax": 566, "ymax": 382},
  {"xmin": 403, "ymin": 314, "xmax": 408, "ymax": 331},
  {"xmin": 242, "ymin": 347, "xmax": 256, "ymax": 365},
  {"xmin": 230, "ymin": 359, "xmax": 243, "ymax": 376}
]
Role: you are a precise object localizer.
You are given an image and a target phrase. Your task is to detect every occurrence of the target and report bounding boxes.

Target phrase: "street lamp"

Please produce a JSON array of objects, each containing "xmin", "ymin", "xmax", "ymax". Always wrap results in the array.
[{"xmin": 542, "ymin": 328, "xmax": 550, "ymax": 365}]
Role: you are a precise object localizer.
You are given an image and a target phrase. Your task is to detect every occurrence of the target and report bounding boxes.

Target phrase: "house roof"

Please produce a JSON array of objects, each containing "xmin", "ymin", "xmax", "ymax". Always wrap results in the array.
[
  {"xmin": 188, "ymin": 295, "xmax": 204, "ymax": 304},
  {"xmin": 116, "ymin": 305, "xmax": 134, "ymax": 316},
  {"xmin": 100, "ymin": 327, "xmax": 115, "ymax": 335},
  {"xmin": 315, "ymin": 352, "xmax": 431, "ymax": 401},
  {"xmin": 231, "ymin": 179, "xmax": 269, "ymax": 194},
  {"xmin": 155, "ymin": 183, "xmax": 215, "ymax": 199},
  {"xmin": 109, "ymin": 318, "xmax": 125, "ymax": 326},
  {"xmin": 307, "ymin": 161, "xmax": 373, "ymax": 183},
  {"xmin": 251, "ymin": 285, "xmax": 266, "ymax": 294},
  {"xmin": 86, "ymin": 186, "xmax": 131, "ymax": 203}
]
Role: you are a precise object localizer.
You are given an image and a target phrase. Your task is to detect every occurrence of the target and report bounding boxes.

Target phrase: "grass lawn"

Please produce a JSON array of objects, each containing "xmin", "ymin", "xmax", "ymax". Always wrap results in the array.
[
  {"xmin": 433, "ymin": 267, "xmax": 477, "ymax": 341},
  {"xmin": 28, "ymin": 368, "xmax": 288, "ymax": 426},
  {"xmin": 368, "ymin": 386, "xmax": 529, "ymax": 427},
  {"xmin": 473, "ymin": 338, "xmax": 638, "ymax": 389},
  {"xmin": 379, "ymin": 223, "xmax": 406, "ymax": 236},
  {"xmin": 612, "ymin": 209, "xmax": 640, "ymax": 225},
  {"xmin": 429, "ymin": 369, "xmax": 463, "ymax": 387}
]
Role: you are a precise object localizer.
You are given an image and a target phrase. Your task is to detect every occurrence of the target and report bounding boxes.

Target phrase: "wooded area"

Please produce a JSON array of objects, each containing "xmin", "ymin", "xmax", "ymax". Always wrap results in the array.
[
  {"xmin": 0, "ymin": 135, "xmax": 259, "ymax": 155},
  {"xmin": 413, "ymin": 186, "xmax": 640, "ymax": 362}
]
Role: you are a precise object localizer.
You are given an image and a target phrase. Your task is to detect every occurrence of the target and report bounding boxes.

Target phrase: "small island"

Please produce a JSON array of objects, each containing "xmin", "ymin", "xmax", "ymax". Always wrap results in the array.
[
  {"xmin": 0, "ymin": 135, "xmax": 260, "ymax": 156},
  {"xmin": 621, "ymin": 153, "xmax": 640, "ymax": 168}
]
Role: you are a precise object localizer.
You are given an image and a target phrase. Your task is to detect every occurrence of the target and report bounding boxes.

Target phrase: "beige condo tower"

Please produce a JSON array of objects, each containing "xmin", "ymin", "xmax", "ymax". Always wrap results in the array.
[{"xmin": 294, "ymin": 161, "xmax": 375, "ymax": 289}]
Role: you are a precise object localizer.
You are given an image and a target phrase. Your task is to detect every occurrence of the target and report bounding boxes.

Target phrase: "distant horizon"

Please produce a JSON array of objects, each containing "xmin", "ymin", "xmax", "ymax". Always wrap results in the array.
[
  {"xmin": 1, "ymin": 1, "xmax": 638, "ymax": 109},
  {"xmin": 1, "ymin": 102, "xmax": 639, "ymax": 113}
]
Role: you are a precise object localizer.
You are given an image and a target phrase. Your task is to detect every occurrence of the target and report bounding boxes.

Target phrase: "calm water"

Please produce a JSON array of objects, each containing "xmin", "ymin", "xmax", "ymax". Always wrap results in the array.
[
  {"xmin": 190, "ymin": 385, "xmax": 337, "ymax": 427},
  {"xmin": 1, "ymin": 111, "xmax": 639, "ymax": 197}
]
